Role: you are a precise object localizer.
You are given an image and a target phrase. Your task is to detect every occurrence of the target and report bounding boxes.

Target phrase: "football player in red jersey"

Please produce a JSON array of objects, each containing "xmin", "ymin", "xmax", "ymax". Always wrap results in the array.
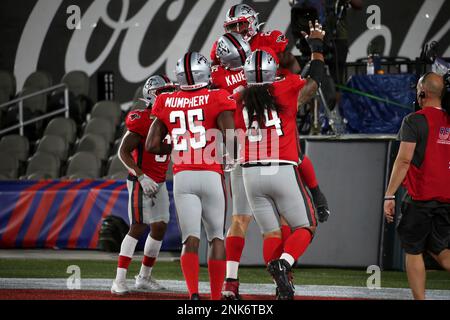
[
  {"xmin": 210, "ymin": 3, "xmax": 300, "ymax": 74},
  {"xmin": 111, "ymin": 75, "xmax": 175, "ymax": 295},
  {"xmin": 211, "ymin": 28, "xmax": 329, "ymax": 299},
  {"xmin": 146, "ymin": 52, "xmax": 237, "ymax": 300},
  {"xmin": 211, "ymin": 32, "xmax": 251, "ymax": 95},
  {"xmin": 214, "ymin": 2, "xmax": 330, "ymax": 219},
  {"xmin": 231, "ymin": 21, "xmax": 326, "ymax": 300}
]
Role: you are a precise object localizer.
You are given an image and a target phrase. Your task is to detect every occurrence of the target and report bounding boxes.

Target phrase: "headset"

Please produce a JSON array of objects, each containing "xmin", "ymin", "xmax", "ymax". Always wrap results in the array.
[{"xmin": 417, "ymin": 72, "xmax": 432, "ymax": 101}]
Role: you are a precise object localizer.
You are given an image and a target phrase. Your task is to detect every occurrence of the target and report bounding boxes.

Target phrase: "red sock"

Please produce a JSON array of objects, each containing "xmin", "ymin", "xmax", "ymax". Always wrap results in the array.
[
  {"xmin": 117, "ymin": 256, "xmax": 132, "ymax": 269},
  {"xmin": 281, "ymin": 225, "xmax": 292, "ymax": 247},
  {"xmin": 208, "ymin": 260, "xmax": 226, "ymax": 300},
  {"xmin": 298, "ymin": 156, "xmax": 318, "ymax": 189},
  {"xmin": 226, "ymin": 236, "xmax": 245, "ymax": 262},
  {"xmin": 142, "ymin": 256, "xmax": 156, "ymax": 267},
  {"xmin": 180, "ymin": 253, "xmax": 199, "ymax": 296},
  {"xmin": 284, "ymin": 228, "xmax": 312, "ymax": 261},
  {"xmin": 263, "ymin": 237, "xmax": 283, "ymax": 265}
]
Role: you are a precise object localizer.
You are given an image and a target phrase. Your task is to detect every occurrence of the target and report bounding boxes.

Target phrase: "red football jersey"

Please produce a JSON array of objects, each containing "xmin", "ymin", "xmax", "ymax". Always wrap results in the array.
[
  {"xmin": 152, "ymin": 88, "xmax": 236, "ymax": 175},
  {"xmin": 234, "ymin": 73, "xmax": 306, "ymax": 164},
  {"xmin": 210, "ymin": 30, "xmax": 288, "ymax": 65},
  {"xmin": 125, "ymin": 108, "xmax": 171, "ymax": 183},
  {"xmin": 211, "ymin": 65, "xmax": 247, "ymax": 94}
]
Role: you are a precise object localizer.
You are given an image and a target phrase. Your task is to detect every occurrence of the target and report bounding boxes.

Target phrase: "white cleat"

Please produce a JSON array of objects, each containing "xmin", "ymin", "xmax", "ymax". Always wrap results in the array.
[
  {"xmin": 111, "ymin": 280, "xmax": 130, "ymax": 295},
  {"xmin": 135, "ymin": 275, "xmax": 166, "ymax": 291}
]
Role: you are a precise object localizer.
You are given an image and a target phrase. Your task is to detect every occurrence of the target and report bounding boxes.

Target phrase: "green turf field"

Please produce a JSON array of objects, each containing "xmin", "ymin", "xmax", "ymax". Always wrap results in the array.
[{"xmin": 1, "ymin": 259, "xmax": 449, "ymax": 290}]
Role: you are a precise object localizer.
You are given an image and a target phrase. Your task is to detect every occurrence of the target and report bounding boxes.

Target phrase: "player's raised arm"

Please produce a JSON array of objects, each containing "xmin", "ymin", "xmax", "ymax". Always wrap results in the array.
[
  {"xmin": 297, "ymin": 20, "xmax": 326, "ymax": 110},
  {"xmin": 145, "ymin": 118, "xmax": 172, "ymax": 155}
]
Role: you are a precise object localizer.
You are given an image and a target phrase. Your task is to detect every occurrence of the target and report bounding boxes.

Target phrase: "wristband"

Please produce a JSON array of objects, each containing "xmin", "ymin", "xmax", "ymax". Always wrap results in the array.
[
  {"xmin": 384, "ymin": 195, "xmax": 395, "ymax": 201},
  {"xmin": 307, "ymin": 38, "xmax": 324, "ymax": 54}
]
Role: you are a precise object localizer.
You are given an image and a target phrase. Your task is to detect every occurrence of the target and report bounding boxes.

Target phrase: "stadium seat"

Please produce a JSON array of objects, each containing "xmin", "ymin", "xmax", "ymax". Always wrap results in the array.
[
  {"xmin": 91, "ymin": 100, "xmax": 121, "ymax": 127},
  {"xmin": 104, "ymin": 155, "xmax": 127, "ymax": 179},
  {"xmin": 0, "ymin": 88, "xmax": 9, "ymax": 105},
  {"xmin": 76, "ymin": 133, "xmax": 108, "ymax": 161},
  {"xmin": 84, "ymin": 118, "xmax": 115, "ymax": 144},
  {"xmin": 0, "ymin": 152, "xmax": 19, "ymax": 179},
  {"xmin": 61, "ymin": 70, "xmax": 89, "ymax": 97},
  {"xmin": 0, "ymin": 90, "xmax": 8, "ymax": 128},
  {"xmin": 26, "ymin": 172, "xmax": 52, "ymax": 180},
  {"xmin": 47, "ymin": 90, "xmax": 87, "ymax": 127},
  {"xmin": 65, "ymin": 151, "xmax": 101, "ymax": 179},
  {"xmin": 19, "ymin": 87, "xmax": 47, "ymax": 114},
  {"xmin": 0, "ymin": 134, "xmax": 29, "ymax": 162},
  {"xmin": 0, "ymin": 173, "xmax": 10, "ymax": 180},
  {"xmin": 24, "ymin": 151, "xmax": 60, "ymax": 179},
  {"xmin": 111, "ymin": 138, "xmax": 122, "ymax": 156},
  {"xmin": 115, "ymin": 122, "xmax": 127, "ymax": 140},
  {"xmin": 36, "ymin": 134, "xmax": 68, "ymax": 161},
  {"xmin": 44, "ymin": 117, "xmax": 77, "ymax": 145},
  {"xmin": 0, "ymin": 70, "xmax": 16, "ymax": 99},
  {"xmin": 61, "ymin": 70, "xmax": 92, "ymax": 122},
  {"xmin": 23, "ymin": 71, "xmax": 53, "ymax": 91}
]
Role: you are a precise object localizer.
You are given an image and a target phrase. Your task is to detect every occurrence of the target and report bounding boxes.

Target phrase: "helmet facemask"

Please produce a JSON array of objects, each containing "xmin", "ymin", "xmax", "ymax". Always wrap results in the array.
[
  {"xmin": 223, "ymin": 4, "xmax": 260, "ymax": 42},
  {"xmin": 216, "ymin": 32, "xmax": 251, "ymax": 71},
  {"xmin": 142, "ymin": 75, "xmax": 176, "ymax": 107}
]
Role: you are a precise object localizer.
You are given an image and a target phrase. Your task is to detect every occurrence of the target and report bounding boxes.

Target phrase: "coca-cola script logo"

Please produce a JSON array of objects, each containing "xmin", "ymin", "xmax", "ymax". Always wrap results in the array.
[{"xmin": 11, "ymin": 0, "xmax": 450, "ymax": 101}]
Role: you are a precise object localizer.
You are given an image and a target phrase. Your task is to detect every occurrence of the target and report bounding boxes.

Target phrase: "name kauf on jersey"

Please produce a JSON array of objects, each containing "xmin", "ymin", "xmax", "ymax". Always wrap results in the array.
[
  {"xmin": 165, "ymin": 95, "xmax": 209, "ymax": 109},
  {"xmin": 225, "ymin": 70, "xmax": 246, "ymax": 87}
]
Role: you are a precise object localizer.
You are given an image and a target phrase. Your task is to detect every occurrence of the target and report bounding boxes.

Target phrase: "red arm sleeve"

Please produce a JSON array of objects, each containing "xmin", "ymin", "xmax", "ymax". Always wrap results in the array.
[
  {"xmin": 268, "ymin": 30, "xmax": 288, "ymax": 54},
  {"xmin": 125, "ymin": 111, "xmax": 149, "ymax": 137}
]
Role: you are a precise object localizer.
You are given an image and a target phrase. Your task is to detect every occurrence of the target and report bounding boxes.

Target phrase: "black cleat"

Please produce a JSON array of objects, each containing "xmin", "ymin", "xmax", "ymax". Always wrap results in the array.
[
  {"xmin": 267, "ymin": 259, "xmax": 294, "ymax": 300},
  {"xmin": 190, "ymin": 293, "xmax": 200, "ymax": 300}
]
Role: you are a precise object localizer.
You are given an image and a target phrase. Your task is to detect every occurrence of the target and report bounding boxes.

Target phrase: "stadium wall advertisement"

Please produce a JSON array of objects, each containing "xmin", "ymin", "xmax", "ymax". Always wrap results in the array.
[{"xmin": 0, "ymin": 0, "xmax": 449, "ymax": 103}]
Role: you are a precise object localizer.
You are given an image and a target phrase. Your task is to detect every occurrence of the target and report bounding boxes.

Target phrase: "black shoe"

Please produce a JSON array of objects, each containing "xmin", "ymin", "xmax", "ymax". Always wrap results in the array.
[
  {"xmin": 267, "ymin": 259, "xmax": 294, "ymax": 300},
  {"xmin": 310, "ymin": 186, "xmax": 330, "ymax": 223},
  {"xmin": 190, "ymin": 293, "xmax": 200, "ymax": 300}
]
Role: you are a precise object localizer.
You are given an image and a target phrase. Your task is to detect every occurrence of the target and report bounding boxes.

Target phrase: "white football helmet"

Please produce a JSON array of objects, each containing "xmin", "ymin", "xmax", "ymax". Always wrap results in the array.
[
  {"xmin": 142, "ymin": 74, "xmax": 175, "ymax": 106},
  {"xmin": 216, "ymin": 32, "xmax": 251, "ymax": 70},
  {"xmin": 224, "ymin": 4, "xmax": 261, "ymax": 41},
  {"xmin": 175, "ymin": 52, "xmax": 211, "ymax": 90},
  {"xmin": 244, "ymin": 50, "xmax": 278, "ymax": 85}
]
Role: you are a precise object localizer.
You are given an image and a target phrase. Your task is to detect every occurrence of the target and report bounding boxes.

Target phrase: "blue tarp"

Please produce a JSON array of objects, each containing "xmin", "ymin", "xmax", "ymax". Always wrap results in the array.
[{"xmin": 340, "ymin": 74, "xmax": 417, "ymax": 134}]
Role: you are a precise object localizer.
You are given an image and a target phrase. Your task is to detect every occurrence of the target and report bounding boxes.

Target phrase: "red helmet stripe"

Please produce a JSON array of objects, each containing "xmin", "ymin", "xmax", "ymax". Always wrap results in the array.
[
  {"xmin": 184, "ymin": 52, "xmax": 194, "ymax": 86},
  {"xmin": 229, "ymin": 5, "xmax": 237, "ymax": 18},
  {"xmin": 161, "ymin": 75, "xmax": 171, "ymax": 84},
  {"xmin": 255, "ymin": 50, "xmax": 263, "ymax": 83},
  {"xmin": 224, "ymin": 33, "xmax": 247, "ymax": 66}
]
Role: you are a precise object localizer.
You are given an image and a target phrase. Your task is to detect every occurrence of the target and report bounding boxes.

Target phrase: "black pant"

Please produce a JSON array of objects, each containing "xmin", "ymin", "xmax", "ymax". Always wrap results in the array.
[{"xmin": 397, "ymin": 201, "xmax": 450, "ymax": 255}]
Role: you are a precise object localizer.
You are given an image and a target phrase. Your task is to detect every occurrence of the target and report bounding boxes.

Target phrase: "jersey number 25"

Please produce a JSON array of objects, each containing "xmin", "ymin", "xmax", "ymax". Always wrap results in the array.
[{"xmin": 169, "ymin": 109, "xmax": 206, "ymax": 151}]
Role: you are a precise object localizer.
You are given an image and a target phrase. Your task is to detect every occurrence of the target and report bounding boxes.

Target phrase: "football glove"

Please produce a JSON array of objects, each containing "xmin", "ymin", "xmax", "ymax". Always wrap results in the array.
[{"xmin": 138, "ymin": 174, "xmax": 159, "ymax": 196}]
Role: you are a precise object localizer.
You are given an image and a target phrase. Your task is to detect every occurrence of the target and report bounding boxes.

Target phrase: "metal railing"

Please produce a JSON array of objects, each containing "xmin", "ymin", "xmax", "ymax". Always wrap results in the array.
[
  {"xmin": 343, "ymin": 58, "xmax": 429, "ymax": 81},
  {"xmin": 0, "ymin": 83, "xmax": 69, "ymax": 136}
]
